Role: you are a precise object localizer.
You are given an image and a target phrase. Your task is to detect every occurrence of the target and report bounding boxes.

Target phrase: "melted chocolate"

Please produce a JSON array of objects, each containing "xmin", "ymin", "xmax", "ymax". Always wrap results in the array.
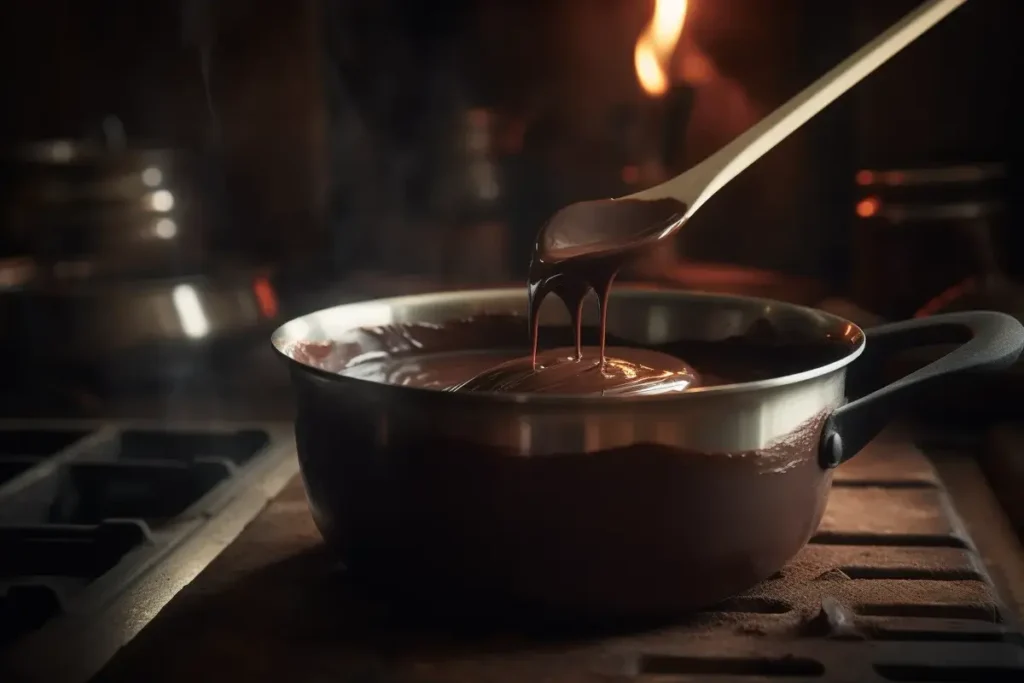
[
  {"xmin": 316, "ymin": 314, "xmax": 852, "ymax": 392},
  {"xmin": 452, "ymin": 346, "xmax": 697, "ymax": 396},
  {"xmin": 440, "ymin": 197, "xmax": 691, "ymax": 395},
  {"xmin": 527, "ymin": 197, "xmax": 687, "ymax": 367}
]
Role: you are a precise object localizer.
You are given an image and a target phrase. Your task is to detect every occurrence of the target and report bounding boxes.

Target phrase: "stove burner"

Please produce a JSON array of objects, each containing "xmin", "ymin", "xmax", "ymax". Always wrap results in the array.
[{"xmin": 0, "ymin": 423, "xmax": 275, "ymax": 647}]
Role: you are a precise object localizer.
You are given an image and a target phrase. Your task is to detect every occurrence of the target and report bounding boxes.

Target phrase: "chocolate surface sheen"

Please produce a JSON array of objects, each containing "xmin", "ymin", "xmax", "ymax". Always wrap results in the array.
[
  {"xmin": 318, "ymin": 315, "xmax": 851, "ymax": 393},
  {"xmin": 452, "ymin": 346, "xmax": 698, "ymax": 396}
]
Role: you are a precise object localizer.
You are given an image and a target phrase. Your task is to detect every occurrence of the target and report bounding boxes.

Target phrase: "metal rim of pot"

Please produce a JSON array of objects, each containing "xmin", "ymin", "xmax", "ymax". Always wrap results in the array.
[
  {"xmin": 274, "ymin": 286, "xmax": 1024, "ymax": 470},
  {"xmin": 274, "ymin": 288, "xmax": 865, "ymax": 403}
]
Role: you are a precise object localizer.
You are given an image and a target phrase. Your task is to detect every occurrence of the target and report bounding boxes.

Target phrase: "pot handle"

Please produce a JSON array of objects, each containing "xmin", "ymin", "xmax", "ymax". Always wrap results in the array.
[{"xmin": 818, "ymin": 311, "xmax": 1024, "ymax": 469}]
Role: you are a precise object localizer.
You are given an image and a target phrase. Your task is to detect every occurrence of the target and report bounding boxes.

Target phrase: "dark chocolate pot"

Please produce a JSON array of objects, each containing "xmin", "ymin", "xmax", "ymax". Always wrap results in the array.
[{"xmin": 276, "ymin": 285, "xmax": 1023, "ymax": 618}]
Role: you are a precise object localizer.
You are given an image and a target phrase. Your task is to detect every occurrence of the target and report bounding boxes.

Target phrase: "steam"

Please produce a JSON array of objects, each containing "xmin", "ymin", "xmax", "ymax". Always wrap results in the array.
[{"xmin": 181, "ymin": 0, "xmax": 222, "ymax": 146}]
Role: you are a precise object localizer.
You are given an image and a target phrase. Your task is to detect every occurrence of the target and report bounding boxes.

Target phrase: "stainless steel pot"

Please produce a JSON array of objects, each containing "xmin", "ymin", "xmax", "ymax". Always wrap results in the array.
[
  {"xmin": 1, "ymin": 267, "xmax": 279, "ymax": 372},
  {"xmin": 273, "ymin": 287, "xmax": 1024, "ymax": 617},
  {"xmin": 1, "ymin": 139, "xmax": 212, "ymax": 277}
]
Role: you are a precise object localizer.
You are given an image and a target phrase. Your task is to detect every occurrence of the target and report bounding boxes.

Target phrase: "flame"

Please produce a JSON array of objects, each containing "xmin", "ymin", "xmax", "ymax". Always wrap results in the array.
[{"xmin": 634, "ymin": 0, "xmax": 688, "ymax": 96}]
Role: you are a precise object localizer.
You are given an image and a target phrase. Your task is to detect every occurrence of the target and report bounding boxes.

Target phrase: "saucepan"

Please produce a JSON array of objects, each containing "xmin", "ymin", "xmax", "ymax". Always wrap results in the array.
[{"xmin": 272, "ymin": 287, "xmax": 1024, "ymax": 617}]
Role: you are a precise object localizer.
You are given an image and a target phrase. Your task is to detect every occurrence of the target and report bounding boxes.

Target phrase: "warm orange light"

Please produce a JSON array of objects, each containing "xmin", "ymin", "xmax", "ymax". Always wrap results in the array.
[
  {"xmin": 856, "ymin": 197, "xmax": 881, "ymax": 218},
  {"xmin": 621, "ymin": 164, "xmax": 641, "ymax": 184},
  {"xmin": 635, "ymin": 0, "xmax": 688, "ymax": 97},
  {"xmin": 253, "ymin": 276, "xmax": 279, "ymax": 318},
  {"xmin": 855, "ymin": 170, "xmax": 874, "ymax": 186}
]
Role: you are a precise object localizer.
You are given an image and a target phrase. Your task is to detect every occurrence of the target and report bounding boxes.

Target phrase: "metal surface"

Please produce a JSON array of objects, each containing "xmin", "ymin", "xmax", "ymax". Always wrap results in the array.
[
  {"xmin": 2, "ymin": 268, "xmax": 279, "ymax": 367},
  {"xmin": 0, "ymin": 420, "xmax": 299, "ymax": 683},
  {"xmin": 274, "ymin": 287, "xmax": 862, "ymax": 454},
  {"xmin": 0, "ymin": 136, "xmax": 262, "ymax": 371},
  {"xmin": 1, "ymin": 139, "xmax": 210, "ymax": 277}
]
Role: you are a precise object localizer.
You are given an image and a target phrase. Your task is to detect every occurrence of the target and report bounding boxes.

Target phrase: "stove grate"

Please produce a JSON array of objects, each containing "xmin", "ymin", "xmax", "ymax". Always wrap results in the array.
[
  {"xmin": 0, "ymin": 421, "xmax": 280, "ymax": 648},
  {"xmin": 579, "ymin": 434, "xmax": 1024, "ymax": 682}
]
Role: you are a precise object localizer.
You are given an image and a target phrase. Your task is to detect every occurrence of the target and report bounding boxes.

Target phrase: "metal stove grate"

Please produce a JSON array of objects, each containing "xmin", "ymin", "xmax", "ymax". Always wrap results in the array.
[
  {"xmin": 0, "ymin": 421, "xmax": 290, "ymax": 649},
  {"xmin": 578, "ymin": 432, "xmax": 1024, "ymax": 682}
]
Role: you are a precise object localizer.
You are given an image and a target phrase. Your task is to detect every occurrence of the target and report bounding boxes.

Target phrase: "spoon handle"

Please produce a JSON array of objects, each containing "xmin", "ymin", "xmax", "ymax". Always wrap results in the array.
[{"xmin": 633, "ymin": 0, "xmax": 968, "ymax": 215}]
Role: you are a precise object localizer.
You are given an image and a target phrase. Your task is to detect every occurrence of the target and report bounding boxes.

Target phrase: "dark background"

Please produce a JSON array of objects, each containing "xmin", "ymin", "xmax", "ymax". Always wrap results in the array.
[{"xmin": 0, "ymin": 0, "xmax": 1018, "ymax": 291}]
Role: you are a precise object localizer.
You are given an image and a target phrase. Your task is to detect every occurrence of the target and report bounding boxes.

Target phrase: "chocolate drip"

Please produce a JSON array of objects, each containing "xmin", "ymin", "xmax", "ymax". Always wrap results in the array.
[
  {"xmin": 464, "ymin": 197, "xmax": 686, "ymax": 395},
  {"xmin": 527, "ymin": 258, "xmax": 618, "ymax": 368},
  {"xmin": 527, "ymin": 197, "xmax": 687, "ymax": 371}
]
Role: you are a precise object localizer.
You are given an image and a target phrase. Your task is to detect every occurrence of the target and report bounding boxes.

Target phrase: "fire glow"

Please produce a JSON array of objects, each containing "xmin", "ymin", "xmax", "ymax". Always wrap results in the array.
[{"xmin": 634, "ymin": 0, "xmax": 688, "ymax": 97}]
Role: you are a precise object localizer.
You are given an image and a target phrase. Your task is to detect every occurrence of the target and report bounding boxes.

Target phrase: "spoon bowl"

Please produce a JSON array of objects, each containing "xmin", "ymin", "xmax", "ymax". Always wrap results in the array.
[{"xmin": 536, "ymin": 198, "xmax": 688, "ymax": 264}]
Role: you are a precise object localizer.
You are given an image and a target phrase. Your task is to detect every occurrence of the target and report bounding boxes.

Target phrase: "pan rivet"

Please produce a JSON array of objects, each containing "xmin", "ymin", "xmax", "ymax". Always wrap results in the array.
[{"xmin": 821, "ymin": 430, "xmax": 844, "ymax": 469}]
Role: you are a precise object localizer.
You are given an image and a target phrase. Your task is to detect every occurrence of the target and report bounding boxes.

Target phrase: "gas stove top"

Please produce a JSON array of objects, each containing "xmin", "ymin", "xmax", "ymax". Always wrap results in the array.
[
  {"xmin": 0, "ymin": 420, "xmax": 299, "ymax": 683},
  {"xmin": 0, "ymin": 424, "xmax": 1018, "ymax": 683}
]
